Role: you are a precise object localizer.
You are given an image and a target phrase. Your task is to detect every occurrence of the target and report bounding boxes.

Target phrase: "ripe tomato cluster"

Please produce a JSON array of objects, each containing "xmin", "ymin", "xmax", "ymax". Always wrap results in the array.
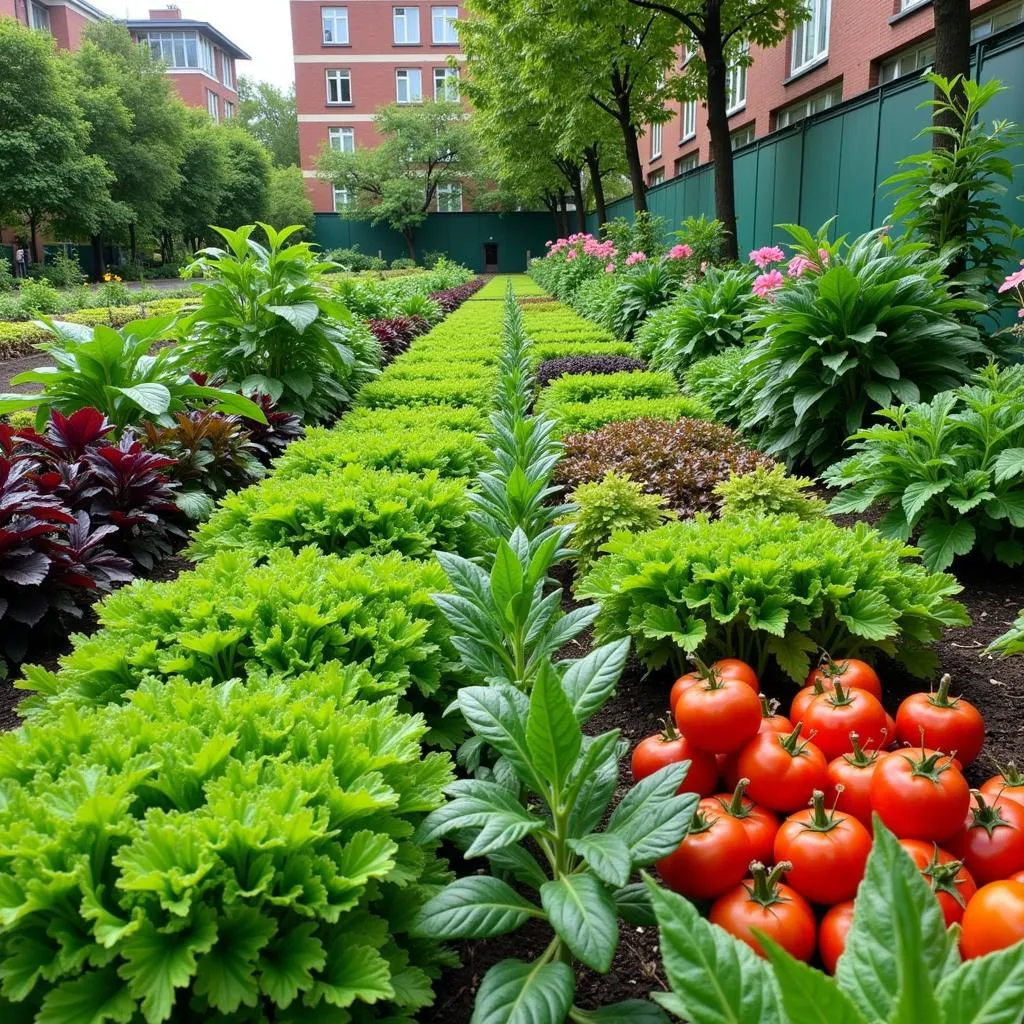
[{"xmin": 632, "ymin": 655, "xmax": 1024, "ymax": 968}]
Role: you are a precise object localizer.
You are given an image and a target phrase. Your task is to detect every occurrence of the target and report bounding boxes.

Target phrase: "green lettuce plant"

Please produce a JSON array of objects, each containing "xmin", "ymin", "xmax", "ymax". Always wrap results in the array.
[{"xmin": 715, "ymin": 464, "xmax": 826, "ymax": 521}]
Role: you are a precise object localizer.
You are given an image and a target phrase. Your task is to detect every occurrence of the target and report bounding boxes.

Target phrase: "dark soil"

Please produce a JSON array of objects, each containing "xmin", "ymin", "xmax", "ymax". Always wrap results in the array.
[{"xmin": 0, "ymin": 351, "xmax": 49, "ymax": 392}]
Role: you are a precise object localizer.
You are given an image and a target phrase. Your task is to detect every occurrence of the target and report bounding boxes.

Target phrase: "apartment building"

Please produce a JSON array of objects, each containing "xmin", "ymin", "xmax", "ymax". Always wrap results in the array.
[
  {"xmin": 0, "ymin": 0, "xmax": 103, "ymax": 48},
  {"xmin": 290, "ymin": 0, "xmax": 466, "ymax": 213},
  {"xmin": 643, "ymin": 0, "xmax": 1024, "ymax": 185}
]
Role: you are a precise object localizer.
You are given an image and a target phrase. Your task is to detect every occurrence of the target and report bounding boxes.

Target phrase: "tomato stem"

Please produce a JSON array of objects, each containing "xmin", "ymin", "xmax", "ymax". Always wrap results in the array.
[
  {"xmin": 758, "ymin": 694, "xmax": 779, "ymax": 719},
  {"xmin": 843, "ymin": 731, "xmax": 878, "ymax": 768},
  {"xmin": 905, "ymin": 748, "xmax": 956, "ymax": 782},
  {"xmin": 968, "ymin": 789, "xmax": 1015, "ymax": 838},
  {"xmin": 688, "ymin": 808, "xmax": 715, "ymax": 835},
  {"xmin": 922, "ymin": 847, "xmax": 970, "ymax": 908},
  {"xmin": 658, "ymin": 716, "xmax": 681, "ymax": 742},
  {"xmin": 745, "ymin": 860, "xmax": 793, "ymax": 906},
  {"xmin": 928, "ymin": 673, "xmax": 959, "ymax": 709},
  {"xmin": 802, "ymin": 789, "xmax": 842, "ymax": 832},
  {"xmin": 827, "ymin": 679, "xmax": 855, "ymax": 707},
  {"xmin": 721, "ymin": 778, "xmax": 753, "ymax": 819},
  {"xmin": 779, "ymin": 722, "xmax": 814, "ymax": 757}
]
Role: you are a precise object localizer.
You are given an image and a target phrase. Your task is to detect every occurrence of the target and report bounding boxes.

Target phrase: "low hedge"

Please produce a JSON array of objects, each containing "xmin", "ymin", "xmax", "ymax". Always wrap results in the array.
[
  {"xmin": 472, "ymin": 274, "xmax": 546, "ymax": 299},
  {"xmin": 357, "ymin": 375, "xmax": 495, "ymax": 410},
  {"xmin": 531, "ymin": 339, "xmax": 636, "ymax": 362},
  {"xmin": 535, "ymin": 355, "xmax": 648, "ymax": 387},
  {"xmin": 551, "ymin": 395, "xmax": 710, "ymax": 436},
  {"xmin": 536, "ymin": 369, "xmax": 678, "ymax": 410}
]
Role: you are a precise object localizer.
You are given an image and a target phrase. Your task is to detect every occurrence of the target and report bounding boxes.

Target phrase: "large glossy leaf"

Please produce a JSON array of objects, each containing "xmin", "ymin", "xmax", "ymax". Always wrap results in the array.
[
  {"xmin": 559, "ymin": 639, "xmax": 631, "ymax": 724},
  {"xmin": 112, "ymin": 383, "xmax": 171, "ymax": 416},
  {"xmin": 541, "ymin": 873, "xmax": 619, "ymax": 973},
  {"xmin": 267, "ymin": 302, "xmax": 319, "ymax": 334},
  {"xmin": 759, "ymin": 936, "xmax": 868, "ymax": 1024},
  {"xmin": 605, "ymin": 763, "xmax": 696, "ymax": 865},
  {"xmin": 472, "ymin": 959, "xmax": 575, "ymax": 1024},
  {"xmin": 413, "ymin": 877, "xmax": 541, "ymax": 939},
  {"xmin": 935, "ymin": 942, "xmax": 1024, "ymax": 1024},
  {"xmin": 525, "ymin": 662, "xmax": 582, "ymax": 795}
]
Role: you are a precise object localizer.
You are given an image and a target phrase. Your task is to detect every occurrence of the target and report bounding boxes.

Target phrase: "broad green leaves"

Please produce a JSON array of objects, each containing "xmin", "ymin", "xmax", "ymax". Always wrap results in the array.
[
  {"xmin": 471, "ymin": 959, "xmax": 575, "ymax": 1024},
  {"xmin": 527, "ymin": 664, "xmax": 583, "ymax": 794},
  {"xmin": 541, "ymin": 874, "xmax": 619, "ymax": 973},
  {"xmin": 415, "ymin": 877, "xmax": 541, "ymax": 939}
]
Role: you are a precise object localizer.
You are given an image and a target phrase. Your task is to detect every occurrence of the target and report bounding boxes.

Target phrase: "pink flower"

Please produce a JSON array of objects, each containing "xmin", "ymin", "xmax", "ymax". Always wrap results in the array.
[
  {"xmin": 749, "ymin": 246, "xmax": 786, "ymax": 269},
  {"xmin": 605, "ymin": 263, "xmax": 616, "ymax": 273},
  {"xmin": 565, "ymin": 249, "xmax": 577, "ymax": 262},
  {"xmin": 545, "ymin": 240, "xmax": 553, "ymax": 247},
  {"xmin": 818, "ymin": 248, "xmax": 830, "ymax": 265},
  {"xmin": 752, "ymin": 269, "xmax": 785, "ymax": 299},
  {"xmin": 998, "ymin": 267, "xmax": 1024, "ymax": 294},
  {"xmin": 625, "ymin": 251, "xmax": 648, "ymax": 266},
  {"xmin": 700, "ymin": 261, "xmax": 708, "ymax": 273},
  {"xmin": 668, "ymin": 243, "xmax": 693, "ymax": 260},
  {"xmin": 787, "ymin": 255, "xmax": 813, "ymax": 278}
]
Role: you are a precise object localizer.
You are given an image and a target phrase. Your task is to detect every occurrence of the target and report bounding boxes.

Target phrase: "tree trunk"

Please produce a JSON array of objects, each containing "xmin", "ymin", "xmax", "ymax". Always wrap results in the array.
[
  {"xmin": 403, "ymin": 228, "xmax": 416, "ymax": 261},
  {"xmin": 584, "ymin": 146, "xmax": 609, "ymax": 233},
  {"xmin": 571, "ymin": 178, "xmax": 587, "ymax": 233},
  {"xmin": 932, "ymin": 0, "xmax": 971, "ymax": 151},
  {"xmin": 91, "ymin": 234, "xmax": 106, "ymax": 280},
  {"xmin": 28, "ymin": 213, "xmax": 40, "ymax": 266},
  {"xmin": 556, "ymin": 194, "xmax": 569, "ymax": 238},
  {"xmin": 615, "ymin": 100, "xmax": 648, "ymax": 214},
  {"xmin": 702, "ymin": 23, "xmax": 739, "ymax": 262}
]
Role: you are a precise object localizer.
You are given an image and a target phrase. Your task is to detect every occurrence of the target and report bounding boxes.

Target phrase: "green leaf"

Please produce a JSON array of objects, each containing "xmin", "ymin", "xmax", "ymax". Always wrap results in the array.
[
  {"xmin": 560, "ymin": 639, "xmax": 631, "ymax": 724},
  {"xmin": 267, "ymin": 301, "xmax": 319, "ymax": 333},
  {"xmin": 281, "ymin": 369, "xmax": 314, "ymax": 398},
  {"xmin": 492, "ymin": 540, "xmax": 525, "ymax": 624},
  {"xmin": 605, "ymin": 763, "xmax": 697, "ymax": 865},
  {"xmin": 935, "ymin": 941, "xmax": 1024, "ymax": 1024},
  {"xmin": 835, "ymin": 589, "xmax": 898, "ymax": 641},
  {"xmin": 759, "ymin": 935, "xmax": 868, "ymax": 1024},
  {"xmin": 471, "ymin": 959, "xmax": 575, "ymax": 1024},
  {"xmin": 835, "ymin": 819, "xmax": 954, "ymax": 1024},
  {"xmin": 567, "ymin": 834, "xmax": 633, "ymax": 888},
  {"xmin": 457, "ymin": 685, "xmax": 543, "ymax": 794},
  {"xmin": 645, "ymin": 875, "xmax": 785, "ymax": 1024},
  {"xmin": 257, "ymin": 922, "xmax": 325, "ymax": 1009},
  {"xmin": 526, "ymin": 663, "xmax": 582, "ymax": 795},
  {"xmin": 113, "ymin": 383, "xmax": 171, "ymax": 416},
  {"xmin": 541, "ymin": 873, "xmax": 619, "ymax": 973},
  {"xmin": 917, "ymin": 518, "xmax": 976, "ymax": 571},
  {"xmin": 613, "ymin": 883, "xmax": 656, "ymax": 926},
  {"xmin": 992, "ymin": 448, "xmax": 1024, "ymax": 484},
  {"xmin": 640, "ymin": 605, "xmax": 706, "ymax": 651},
  {"xmin": 413, "ymin": 876, "xmax": 542, "ymax": 939},
  {"xmin": 239, "ymin": 374, "xmax": 284, "ymax": 403},
  {"xmin": 37, "ymin": 967, "xmax": 136, "ymax": 1024},
  {"xmin": 193, "ymin": 907, "xmax": 275, "ymax": 1013},
  {"xmin": 570, "ymin": 1001, "xmax": 670, "ymax": 1023},
  {"xmin": 902, "ymin": 481, "xmax": 949, "ymax": 523}
]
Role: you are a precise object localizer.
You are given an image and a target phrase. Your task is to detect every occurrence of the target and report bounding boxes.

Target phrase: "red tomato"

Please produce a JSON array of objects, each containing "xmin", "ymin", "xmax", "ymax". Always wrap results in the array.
[
  {"xmin": 894, "ymin": 674, "xmax": 985, "ymax": 766},
  {"xmin": 818, "ymin": 900, "xmax": 855, "ymax": 974},
  {"xmin": 870, "ymin": 748, "xmax": 971, "ymax": 842},
  {"xmin": 709, "ymin": 779, "xmax": 779, "ymax": 864},
  {"xmin": 979, "ymin": 762, "xmax": 1024, "ymax": 811},
  {"xmin": 631, "ymin": 720, "xmax": 720, "ymax": 797},
  {"xmin": 957, "ymin": 792, "xmax": 1024, "ymax": 886},
  {"xmin": 675, "ymin": 676, "xmax": 762, "ymax": 755},
  {"xmin": 960, "ymin": 881, "xmax": 1024, "ymax": 958},
  {"xmin": 827, "ymin": 732, "xmax": 880, "ymax": 829},
  {"xmin": 799, "ymin": 682, "xmax": 888, "ymax": 762},
  {"xmin": 898, "ymin": 839, "xmax": 977, "ymax": 926},
  {"xmin": 790, "ymin": 681, "xmax": 827, "ymax": 725},
  {"xmin": 737, "ymin": 725, "xmax": 830, "ymax": 814},
  {"xmin": 894, "ymin": 745, "xmax": 963, "ymax": 771},
  {"xmin": 719, "ymin": 697, "xmax": 793, "ymax": 790},
  {"xmin": 670, "ymin": 673, "xmax": 702, "ymax": 714},
  {"xmin": 806, "ymin": 655, "xmax": 883, "ymax": 702},
  {"xmin": 656, "ymin": 808, "xmax": 752, "ymax": 901},
  {"xmin": 710, "ymin": 862, "xmax": 816, "ymax": 962},
  {"xmin": 709, "ymin": 658, "xmax": 759, "ymax": 691},
  {"xmin": 774, "ymin": 790, "xmax": 872, "ymax": 905}
]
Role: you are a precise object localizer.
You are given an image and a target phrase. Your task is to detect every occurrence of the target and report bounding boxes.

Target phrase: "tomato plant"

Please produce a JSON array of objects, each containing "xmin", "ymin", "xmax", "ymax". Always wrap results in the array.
[
  {"xmin": 806, "ymin": 653, "xmax": 883, "ymax": 702},
  {"xmin": 774, "ymin": 789, "xmax": 872, "ymax": 904},
  {"xmin": 960, "ymin": 879, "xmax": 1024, "ymax": 958},
  {"xmin": 979, "ymin": 761, "xmax": 1024, "ymax": 810},
  {"xmin": 870, "ymin": 747, "xmax": 970, "ymax": 842},
  {"xmin": 737, "ymin": 724, "xmax": 830, "ymax": 814},
  {"xmin": 709, "ymin": 862, "xmax": 816, "ymax": 962},
  {"xmin": 954, "ymin": 791, "xmax": 1024, "ymax": 885},
  {"xmin": 898, "ymin": 838, "xmax": 977, "ymax": 926},
  {"xmin": 656, "ymin": 806, "xmax": 752, "ymax": 900},
  {"xmin": 798, "ymin": 680, "xmax": 888, "ymax": 762},
  {"xmin": 709, "ymin": 779, "xmax": 779, "ymax": 864},
  {"xmin": 818, "ymin": 899, "xmax": 855, "ymax": 974},
  {"xmin": 894, "ymin": 673, "xmax": 985, "ymax": 766},
  {"xmin": 674, "ymin": 673, "xmax": 761, "ymax": 755},
  {"xmin": 631, "ymin": 718, "xmax": 718, "ymax": 797},
  {"xmin": 827, "ymin": 731, "xmax": 880, "ymax": 828}
]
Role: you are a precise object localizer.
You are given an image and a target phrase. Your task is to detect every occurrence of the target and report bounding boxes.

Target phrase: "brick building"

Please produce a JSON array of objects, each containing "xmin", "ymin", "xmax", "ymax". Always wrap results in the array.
[
  {"xmin": 641, "ymin": 0, "xmax": 1024, "ymax": 184},
  {"xmin": 0, "ymin": 0, "xmax": 103, "ymax": 48},
  {"xmin": 290, "ymin": 0, "xmax": 467, "ymax": 213}
]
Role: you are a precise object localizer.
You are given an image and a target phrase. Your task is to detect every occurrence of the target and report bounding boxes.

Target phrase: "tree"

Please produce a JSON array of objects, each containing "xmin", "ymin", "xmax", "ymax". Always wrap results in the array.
[
  {"xmin": 265, "ymin": 165, "xmax": 316, "ymax": 239},
  {"xmin": 237, "ymin": 77, "xmax": 300, "ymax": 168},
  {"xmin": 619, "ymin": 0, "xmax": 808, "ymax": 260},
  {"xmin": 0, "ymin": 21, "xmax": 111, "ymax": 263},
  {"xmin": 215, "ymin": 125, "xmax": 273, "ymax": 230},
  {"xmin": 318, "ymin": 100, "xmax": 478, "ymax": 260},
  {"xmin": 931, "ymin": 0, "xmax": 971, "ymax": 153}
]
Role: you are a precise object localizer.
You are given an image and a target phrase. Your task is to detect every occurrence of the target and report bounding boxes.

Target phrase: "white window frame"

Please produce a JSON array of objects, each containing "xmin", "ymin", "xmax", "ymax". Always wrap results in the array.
[
  {"xmin": 436, "ymin": 182, "xmax": 462, "ymax": 212},
  {"xmin": 333, "ymin": 186, "xmax": 352, "ymax": 212},
  {"xmin": 681, "ymin": 100, "xmax": 697, "ymax": 141},
  {"xmin": 971, "ymin": 1, "xmax": 1024, "ymax": 40},
  {"xmin": 221, "ymin": 53, "xmax": 234, "ymax": 89},
  {"xmin": 396, "ymin": 68, "xmax": 423, "ymax": 104},
  {"xmin": 322, "ymin": 6, "xmax": 350, "ymax": 45},
  {"xmin": 329, "ymin": 126, "xmax": 355, "ymax": 153},
  {"xmin": 676, "ymin": 152, "xmax": 699, "ymax": 175},
  {"xmin": 206, "ymin": 89, "xmax": 220, "ymax": 122},
  {"xmin": 899, "ymin": 0, "xmax": 929, "ymax": 11},
  {"xmin": 433, "ymin": 66, "xmax": 460, "ymax": 100},
  {"xmin": 223, "ymin": 100, "xmax": 235, "ymax": 119},
  {"xmin": 431, "ymin": 6, "xmax": 459, "ymax": 44},
  {"xmin": 775, "ymin": 84, "xmax": 843, "ymax": 128},
  {"xmin": 726, "ymin": 44, "xmax": 748, "ymax": 115},
  {"xmin": 142, "ymin": 30, "xmax": 216, "ymax": 76},
  {"xmin": 649, "ymin": 168, "xmax": 665, "ymax": 186},
  {"xmin": 326, "ymin": 68, "xmax": 352, "ymax": 105},
  {"xmin": 730, "ymin": 124, "xmax": 755, "ymax": 150},
  {"xmin": 650, "ymin": 122, "xmax": 663, "ymax": 159},
  {"xmin": 28, "ymin": 1, "xmax": 50, "ymax": 32},
  {"xmin": 791, "ymin": 0, "xmax": 830, "ymax": 75},
  {"xmin": 393, "ymin": 7, "xmax": 421, "ymax": 45}
]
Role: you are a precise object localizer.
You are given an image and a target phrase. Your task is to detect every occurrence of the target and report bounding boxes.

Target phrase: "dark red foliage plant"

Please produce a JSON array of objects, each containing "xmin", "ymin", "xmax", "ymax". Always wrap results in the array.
[{"xmin": 536, "ymin": 355, "xmax": 648, "ymax": 388}]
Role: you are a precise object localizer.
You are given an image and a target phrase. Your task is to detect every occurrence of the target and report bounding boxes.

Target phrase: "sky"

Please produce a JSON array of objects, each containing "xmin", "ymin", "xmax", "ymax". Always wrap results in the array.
[{"xmin": 92, "ymin": 1, "xmax": 296, "ymax": 90}]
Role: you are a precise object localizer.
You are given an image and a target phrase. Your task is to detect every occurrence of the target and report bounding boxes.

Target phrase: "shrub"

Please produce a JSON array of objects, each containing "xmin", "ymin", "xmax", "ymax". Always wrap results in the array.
[
  {"xmin": 325, "ymin": 244, "xmax": 385, "ymax": 271},
  {"xmin": 537, "ymin": 369, "xmax": 678, "ymax": 412},
  {"xmin": 564, "ymin": 470, "xmax": 673, "ymax": 574},
  {"xmin": 681, "ymin": 347, "xmax": 752, "ymax": 428},
  {"xmin": 672, "ymin": 214, "xmax": 725, "ymax": 267},
  {"xmin": 184, "ymin": 224, "xmax": 381, "ymax": 423},
  {"xmin": 357, "ymin": 374, "xmax": 494, "ymax": 410},
  {"xmin": 824, "ymin": 363, "xmax": 1024, "ymax": 571},
  {"xmin": 94, "ymin": 279, "xmax": 133, "ymax": 307},
  {"xmin": 557, "ymin": 416, "xmax": 770, "ymax": 515},
  {"xmin": 553, "ymin": 395, "xmax": 709, "ymax": 436},
  {"xmin": 16, "ymin": 278, "xmax": 61, "ymax": 315},
  {"xmin": 577, "ymin": 514, "xmax": 969, "ymax": 681},
  {"xmin": 715, "ymin": 463, "xmax": 826, "ymax": 521},
  {"xmin": 41, "ymin": 248, "xmax": 85, "ymax": 288},
  {"xmin": 570, "ymin": 273, "xmax": 621, "ymax": 330},
  {"xmin": 742, "ymin": 228, "xmax": 990, "ymax": 469},
  {"xmin": 0, "ymin": 256, "xmax": 14, "ymax": 292},
  {"xmin": 531, "ymin": 339, "xmax": 636, "ymax": 363},
  {"xmin": 0, "ymin": 664, "xmax": 455, "ymax": 1022},
  {"xmin": 189, "ymin": 464, "xmax": 477, "ymax": 562},
  {"xmin": 422, "ymin": 249, "xmax": 445, "ymax": 268},
  {"xmin": 367, "ymin": 315, "xmax": 427, "ymax": 362},
  {"xmin": 611, "ymin": 260, "xmax": 679, "ymax": 339},
  {"xmin": 391, "ymin": 256, "xmax": 417, "ymax": 269},
  {"xmin": 430, "ymin": 279, "xmax": 485, "ymax": 313},
  {"xmin": 535, "ymin": 355, "xmax": 647, "ymax": 388}
]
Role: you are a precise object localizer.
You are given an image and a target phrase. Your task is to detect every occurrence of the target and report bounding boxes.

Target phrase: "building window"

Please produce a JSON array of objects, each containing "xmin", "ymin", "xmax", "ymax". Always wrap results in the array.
[
  {"xmin": 731, "ymin": 123, "xmax": 755, "ymax": 150},
  {"xmin": 221, "ymin": 54, "xmax": 234, "ymax": 90},
  {"xmin": 681, "ymin": 101, "xmax": 697, "ymax": 141},
  {"xmin": 726, "ymin": 44, "xmax": 748, "ymax": 114},
  {"xmin": 329, "ymin": 126, "xmax": 355, "ymax": 153},
  {"xmin": 322, "ymin": 6, "xmax": 349, "ymax": 44},
  {"xmin": 433, "ymin": 67, "xmax": 460, "ymax": 100},
  {"xmin": 432, "ymin": 6, "xmax": 459, "ymax": 44},
  {"xmin": 28, "ymin": 1, "xmax": 50, "ymax": 32},
  {"xmin": 971, "ymin": 1, "xmax": 1024, "ymax": 40},
  {"xmin": 333, "ymin": 186, "xmax": 352, "ymax": 212},
  {"xmin": 436, "ymin": 182, "xmax": 462, "ymax": 212},
  {"xmin": 791, "ymin": 0, "xmax": 830, "ymax": 75},
  {"xmin": 898, "ymin": 0, "xmax": 929, "ymax": 11},
  {"xmin": 878, "ymin": 41, "xmax": 934, "ymax": 83},
  {"xmin": 326, "ymin": 69, "xmax": 352, "ymax": 104},
  {"xmin": 675, "ymin": 152, "xmax": 699, "ymax": 175},
  {"xmin": 650, "ymin": 122, "xmax": 663, "ymax": 159},
  {"xmin": 396, "ymin": 68, "xmax": 423, "ymax": 103},
  {"xmin": 648, "ymin": 168, "xmax": 665, "ymax": 186},
  {"xmin": 394, "ymin": 7, "xmax": 421, "ymax": 44},
  {"xmin": 141, "ymin": 31, "xmax": 216, "ymax": 75},
  {"xmin": 223, "ymin": 100, "xmax": 235, "ymax": 119},
  {"xmin": 775, "ymin": 83, "xmax": 843, "ymax": 128},
  {"xmin": 206, "ymin": 90, "xmax": 220, "ymax": 122}
]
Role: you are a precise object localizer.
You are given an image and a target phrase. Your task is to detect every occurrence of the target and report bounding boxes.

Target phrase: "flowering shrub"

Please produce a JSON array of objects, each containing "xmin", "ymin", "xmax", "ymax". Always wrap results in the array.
[
  {"xmin": 668, "ymin": 243, "xmax": 694, "ymax": 261},
  {"xmin": 752, "ymin": 268, "xmax": 785, "ymax": 298},
  {"xmin": 625, "ymin": 250, "xmax": 648, "ymax": 266},
  {"xmin": 532, "ymin": 233, "xmax": 619, "ymax": 299},
  {"xmin": 749, "ymin": 245, "xmax": 785, "ymax": 268}
]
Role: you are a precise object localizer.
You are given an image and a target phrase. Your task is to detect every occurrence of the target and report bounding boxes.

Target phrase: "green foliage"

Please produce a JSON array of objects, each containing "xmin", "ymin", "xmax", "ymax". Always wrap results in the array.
[
  {"xmin": 612, "ymin": 261, "xmax": 679, "ymax": 340},
  {"xmin": 682, "ymin": 346, "xmax": 754, "ymax": 427},
  {"xmin": 564, "ymin": 471, "xmax": 673, "ymax": 574},
  {"xmin": 538, "ymin": 370, "xmax": 679, "ymax": 411},
  {"xmin": 988, "ymin": 607, "xmax": 1024, "ymax": 657},
  {"xmin": 0, "ymin": 314, "xmax": 263, "ymax": 430},
  {"xmin": 0, "ymin": 663, "xmax": 455, "ymax": 1023},
  {"xmin": 742, "ymin": 227, "xmax": 990, "ymax": 470},
  {"xmin": 715, "ymin": 464, "xmax": 826, "ymax": 521},
  {"xmin": 189, "ymin": 463, "xmax": 478, "ymax": 562},
  {"xmin": 603, "ymin": 212, "xmax": 669, "ymax": 260},
  {"xmin": 648, "ymin": 820, "xmax": 1024, "ymax": 1024},
  {"xmin": 184, "ymin": 223, "xmax": 380, "ymax": 423},
  {"xmin": 42, "ymin": 248, "xmax": 86, "ymax": 288},
  {"xmin": 265, "ymin": 164, "xmax": 315, "ymax": 238},
  {"xmin": 531, "ymin": 339, "xmax": 636, "ymax": 362},
  {"xmin": 15, "ymin": 279, "xmax": 61, "ymax": 315},
  {"xmin": 94, "ymin": 279, "xmax": 132, "ymax": 307},
  {"xmin": 325, "ymin": 245, "xmax": 387, "ymax": 272},
  {"xmin": 571, "ymin": 273, "xmax": 623, "ymax": 331},
  {"xmin": 237, "ymin": 76, "xmax": 300, "ymax": 168},
  {"xmin": 213, "ymin": 124, "xmax": 274, "ymax": 232},
  {"xmin": 672, "ymin": 215, "xmax": 725, "ymax": 267},
  {"xmin": 824, "ymin": 363, "xmax": 1024, "ymax": 571},
  {"xmin": 553, "ymin": 395, "xmax": 710, "ymax": 437},
  {"xmin": 475, "ymin": 274, "xmax": 547, "ymax": 299},
  {"xmin": 577, "ymin": 513, "xmax": 969, "ymax": 681},
  {"xmin": 391, "ymin": 257, "xmax": 417, "ymax": 270},
  {"xmin": 357, "ymin": 374, "xmax": 495, "ymax": 410}
]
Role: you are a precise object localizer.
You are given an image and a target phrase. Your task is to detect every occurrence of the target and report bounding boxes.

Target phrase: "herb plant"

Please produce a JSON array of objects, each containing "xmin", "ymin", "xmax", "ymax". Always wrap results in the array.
[
  {"xmin": 715, "ymin": 465, "xmax": 826, "ymax": 522},
  {"xmin": 612, "ymin": 261, "xmax": 678, "ymax": 340}
]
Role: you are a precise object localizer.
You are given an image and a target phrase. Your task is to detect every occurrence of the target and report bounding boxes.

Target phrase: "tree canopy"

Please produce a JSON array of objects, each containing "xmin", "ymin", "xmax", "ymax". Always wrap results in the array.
[{"xmin": 237, "ymin": 77, "xmax": 301, "ymax": 168}]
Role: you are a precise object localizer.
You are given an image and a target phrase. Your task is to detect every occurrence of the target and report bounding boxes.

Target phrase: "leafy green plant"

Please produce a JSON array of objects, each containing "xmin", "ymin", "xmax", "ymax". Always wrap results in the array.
[
  {"xmin": 183, "ymin": 223, "xmax": 380, "ymax": 423},
  {"xmin": 552, "ymin": 395, "xmax": 709, "ymax": 436},
  {"xmin": 0, "ymin": 314, "xmax": 263, "ymax": 430},
  {"xmin": 824, "ymin": 363, "xmax": 1024, "ymax": 571},
  {"xmin": 612, "ymin": 261, "xmax": 678, "ymax": 340},
  {"xmin": 682, "ymin": 347, "xmax": 754, "ymax": 428},
  {"xmin": 715, "ymin": 464, "xmax": 826, "ymax": 521},
  {"xmin": 563, "ymin": 471, "xmax": 673, "ymax": 574},
  {"xmin": 672, "ymin": 214, "xmax": 725, "ymax": 268},
  {"xmin": 537, "ymin": 369, "xmax": 678, "ymax": 411},
  {"xmin": 570, "ymin": 273, "xmax": 622, "ymax": 330},
  {"xmin": 577, "ymin": 514, "xmax": 969, "ymax": 681},
  {"xmin": 741, "ymin": 227, "xmax": 990, "ymax": 469},
  {"xmin": 647, "ymin": 819, "xmax": 1024, "ymax": 1024},
  {"xmin": 0, "ymin": 662, "xmax": 456, "ymax": 1023},
  {"xmin": 988, "ymin": 607, "xmax": 1024, "ymax": 657},
  {"xmin": 42, "ymin": 248, "xmax": 85, "ymax": 288},
  {"xmin": 16, "ymin": 278, "xmax": 61, "ymax": 315}
]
